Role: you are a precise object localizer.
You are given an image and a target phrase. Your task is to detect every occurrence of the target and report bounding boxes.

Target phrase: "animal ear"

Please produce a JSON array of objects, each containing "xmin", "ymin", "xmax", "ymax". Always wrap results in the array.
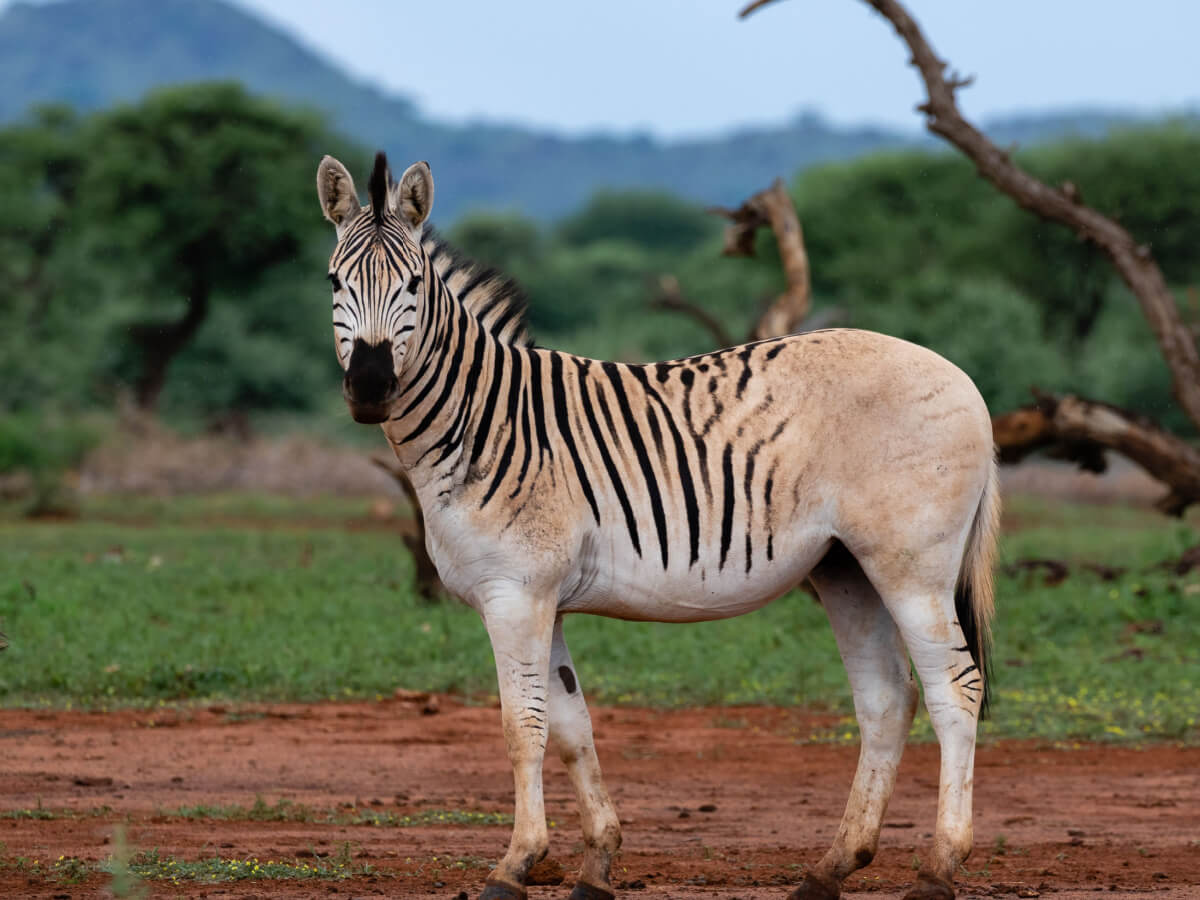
[
  {"xmin": 392, "ymin": 161, "xmax": 434, "ymax": 230},
  {"xmin": 316, "ymin": 155, "xmax": 361, "ymax": 232}
]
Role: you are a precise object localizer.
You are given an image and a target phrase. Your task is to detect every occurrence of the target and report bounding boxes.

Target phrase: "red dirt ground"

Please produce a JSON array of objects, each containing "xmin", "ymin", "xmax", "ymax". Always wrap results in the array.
[{"xmin": 0, "ymin": 700, "xmax": 1196, "ymax": 899}]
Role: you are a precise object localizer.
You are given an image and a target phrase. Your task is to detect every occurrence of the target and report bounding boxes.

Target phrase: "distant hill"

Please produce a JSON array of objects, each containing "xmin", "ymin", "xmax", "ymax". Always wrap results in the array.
[{"xmin": 0, "ymin": 0, "xmax": 1161, "ymax": 220}]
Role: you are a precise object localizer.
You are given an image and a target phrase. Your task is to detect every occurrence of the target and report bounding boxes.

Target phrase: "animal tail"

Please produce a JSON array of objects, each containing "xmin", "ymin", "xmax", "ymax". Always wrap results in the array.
[{"xmin": 955, "ymin": 456, "xmax": 1001, "ymax": 718}]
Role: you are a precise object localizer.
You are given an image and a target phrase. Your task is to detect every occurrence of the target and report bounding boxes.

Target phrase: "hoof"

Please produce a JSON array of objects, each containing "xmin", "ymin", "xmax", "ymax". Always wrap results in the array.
[
  {"xmin": 480, "ymin": 878, "xmax": 527, "ymax": 900},
  {"xmin": 788, "ymin": 871, "xmax": 840, "ymax": 900},
  {"xmin": 568, "ymin": 882, "xmax": 615, "ymax": 900},
  {"xmin": 902, "ymin": 872, "xmax": 955, "ymax": 900}
]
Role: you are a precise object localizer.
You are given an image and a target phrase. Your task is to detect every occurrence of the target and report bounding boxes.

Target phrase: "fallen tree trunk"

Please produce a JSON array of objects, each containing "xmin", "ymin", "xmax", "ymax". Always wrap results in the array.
[{"xmin": 992, "ymin": 393, "xmax": 1200, "ymax": 516}]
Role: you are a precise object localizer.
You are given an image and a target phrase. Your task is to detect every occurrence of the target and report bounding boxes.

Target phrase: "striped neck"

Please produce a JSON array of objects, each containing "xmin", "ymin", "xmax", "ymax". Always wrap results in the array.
[{"xmin": 381, "ymin": 259, "xmax": 498, "ymax": 487}]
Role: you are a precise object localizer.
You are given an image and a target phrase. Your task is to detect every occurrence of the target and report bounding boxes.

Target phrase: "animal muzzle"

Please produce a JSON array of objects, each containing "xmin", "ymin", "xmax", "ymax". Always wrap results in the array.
[{"xmin": 343, "ymin": 338, "xmax": 399, "ymax": 424}]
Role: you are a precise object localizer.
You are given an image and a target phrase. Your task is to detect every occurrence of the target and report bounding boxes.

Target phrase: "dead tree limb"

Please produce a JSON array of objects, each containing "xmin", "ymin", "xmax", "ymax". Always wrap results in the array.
[
  {"xmin": 738, "ymin": 0, "xmax": 1200, "ymax": 513},
  {"xmin": 370, "ymin": 454, "xmax": 445, "ymax": 601},
  {"xmin": 651, "ymin": 274, "xmax": 736, "ymax": 348},
  {"xmin": 741, "ymin": 0, "xmax": 1200, "ymax": 431},
  {"xmin": 993, "ymin": 393, "xmax": 1200, "ymax": 516},
  {"xmin": 710, "ymin": 177, "xmax": 814, "ymax": 340}
]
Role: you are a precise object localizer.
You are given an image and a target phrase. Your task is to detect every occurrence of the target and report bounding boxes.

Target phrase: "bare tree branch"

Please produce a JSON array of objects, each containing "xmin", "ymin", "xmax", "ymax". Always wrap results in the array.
[
  {"xmin": 651, "ymin": 274, "xmax": 736, "ymax": 348},
  {"xmin": 850, "ymin": 0, "xmax": 1200, "ymax": 431},
  {"xmin": 711, "ymin": 178, "xmax": 814, "ymax": 340},
  {"xmin": 740, "ymin": 0, "xmax": 1200, "ymax": 513},
  {"xmin": 993, "ymin": 393, "xmax": 1200, "ymax": 516},
  {"xmin": 738, "ymin": 0, "xmax": 786, "ymax": 18},
  {"xmin": 370, "ymin": 454, "xmax": 446, "ymax": 601}
]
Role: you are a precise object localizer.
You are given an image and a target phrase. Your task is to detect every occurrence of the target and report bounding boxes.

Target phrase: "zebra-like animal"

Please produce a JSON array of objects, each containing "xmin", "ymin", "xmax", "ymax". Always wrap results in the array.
[{"xmin": 317, "ymin": 152, "xmax": 999, "ymax": 900}]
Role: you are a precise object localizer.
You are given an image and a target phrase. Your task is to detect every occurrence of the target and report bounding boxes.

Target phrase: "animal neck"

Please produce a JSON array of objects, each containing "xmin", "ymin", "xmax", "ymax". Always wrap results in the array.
[{"xmin": 381, "ymin": 262, "xmax": 502, "ymax": 493}]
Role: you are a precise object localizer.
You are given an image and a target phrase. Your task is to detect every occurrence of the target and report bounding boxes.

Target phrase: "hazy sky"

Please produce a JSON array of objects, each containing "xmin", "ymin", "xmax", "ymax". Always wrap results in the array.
[{"xmin": 12, "ymin": 0, "xmax": 1200, "ymax": 136}]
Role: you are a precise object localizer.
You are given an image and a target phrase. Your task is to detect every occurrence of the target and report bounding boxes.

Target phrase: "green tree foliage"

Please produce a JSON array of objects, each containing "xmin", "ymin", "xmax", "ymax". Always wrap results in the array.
[
  {"xmin": 0, "ymin": 83, "xmax": 357, "ymax": 421},
  {"xmin": 1, "ymin": 90, "xmax": 1196, "ymax": 450},
  {"xmin": 76, "ymin": 82, "xmax": 349, "ymax": 410},
  {"xmin": 557, "ymin": 190, "xmax": 718, "ymax": 254},
  {"xmin": 781, "ymin": 125, "xmax": 1200, "ymax": 428},
  {"xmin": 0, "ymin": 105, "xmax": 101, "ymax": 412},
  {"xmin": 448, "ymin": 212, "xmax": 541, "ymax": 273},
  {"xmin": 447, "ymin": 124, "xmax": 1199, "ymax": 432}
]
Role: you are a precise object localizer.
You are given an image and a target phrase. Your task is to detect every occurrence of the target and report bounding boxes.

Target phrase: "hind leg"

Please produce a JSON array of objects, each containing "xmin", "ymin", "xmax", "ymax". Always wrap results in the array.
[
  {"xmin": 791, "ymin": 545, "xmax": 918, "ymax": 900},
  {"xmin": 888, "ymin": 593, "xmax": 982, "ymax": 899},
  {"xmin": 861, "ymin": 552, "xmax": 983, "ymax": 900},
  {"xmin": 547, "ymin": 618, "xmax": 621, "ymax": 900}
]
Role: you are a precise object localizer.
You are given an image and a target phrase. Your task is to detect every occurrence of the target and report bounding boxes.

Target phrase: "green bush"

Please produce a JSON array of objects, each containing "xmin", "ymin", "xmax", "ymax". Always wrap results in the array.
[{"xmin": 0, "ymin": 414, "xmax": 105, "ymax": 515}]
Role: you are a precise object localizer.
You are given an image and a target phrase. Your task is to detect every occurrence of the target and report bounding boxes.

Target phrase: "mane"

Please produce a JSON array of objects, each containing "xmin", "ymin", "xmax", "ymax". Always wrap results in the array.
[
  {"xmin": 421, "ymin": 226, "xmax": 534, "ymax": 348},
  {"xmin": 368, "ymin": 151, "xmax": 389, "ymax": 226}
]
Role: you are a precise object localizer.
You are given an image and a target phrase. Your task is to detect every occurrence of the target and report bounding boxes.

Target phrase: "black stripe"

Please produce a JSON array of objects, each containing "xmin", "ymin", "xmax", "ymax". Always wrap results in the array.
[
  {"xmin": 398, "ymin": 305, "xmax": 469, "ymax": 444},
  {"xmin": 743, "ymin": 439, "xmax": 765, "ymax": 574},
  {"xmin": 457, "ymin": 267, "xmax": 493, "ymax": 299},
  {"xmin": 603, "ymin": 362, "xmax": 669, "ymax": 569},
  {"xmin": 527, "ymin": 352, "xmax": 553, "ymax": 470},
  {"xmin": 951, "ymin": 664, "xmax": 979, "ymax": 684},
  {"xmin": 644, "ymin": 404, "xmax": 666, "ymax": 466},
  {"xmin": 394, "ymin": 281, "xmax": 451, "ymax": 407},
  {"xmin": 677, "ymin": 367, "xmax": 712, "ymax": 503},
  {"xmin": 628, "ymin": 366, "xmax": 700, "ymax": 567},
  {"xmin": 426, "ymin": 323, "xmax": 488, "ymax": 465},
  {"xmin": 744, "ymin": 444, "xmax": 759, "ymax": 573},
  {"xmin": 550, "ymin": 353, "xmax": 600, "ymax": 524},
  {"xmin": 481, "ymin": 347, "xmax": 524, "ymax": 507},
  {"xmin": 469, "ymin": 342, "xmax": 508, "ymax": 468},
  {"xmin": 764, "ymin": 459, "xmax": 777, "ymax": 562},
  {"xmin": 509, "ymin": 374, "xmax": 535, "ymax": 498},
  {"xmin": 490, "ymin": 300, "xmax": 523, "ymax": 337},
  {"xmin": 719, "ymin": 443, "xmax": 735, "ymax": 571},
  {"xmin": 575, "ymin": 359, "xmax": 641, "ymax": 557},
  {"xmin": 736, "ymin": 346, "xmax": 753, "ymax": 399}
]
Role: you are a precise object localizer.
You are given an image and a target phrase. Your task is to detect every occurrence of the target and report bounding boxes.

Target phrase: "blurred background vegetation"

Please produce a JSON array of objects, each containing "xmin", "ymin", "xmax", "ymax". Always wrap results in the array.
[
  {"xmin": 1, "ymin": 0, "xmax": 1198, "ymax": 514},
  {"xmin": 0, "ymin": 0, "xmax": 1196, "ymax": 737}
]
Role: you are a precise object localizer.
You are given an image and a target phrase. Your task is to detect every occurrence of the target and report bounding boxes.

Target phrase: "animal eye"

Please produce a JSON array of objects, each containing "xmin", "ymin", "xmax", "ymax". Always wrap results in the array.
[
  {"xmin": 328, "ymin": 273, "xmax": 343, "ymax": 292},
  {"xmin": 406, "ymin": 275, "xmax": 422, "ymax": 295}
]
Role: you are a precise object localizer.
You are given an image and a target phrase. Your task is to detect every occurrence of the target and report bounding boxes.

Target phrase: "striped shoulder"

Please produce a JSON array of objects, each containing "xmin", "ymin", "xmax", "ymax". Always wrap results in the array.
[{"xmin": 421, "ymin": 227, "xmax": 534, "ymax": 348}]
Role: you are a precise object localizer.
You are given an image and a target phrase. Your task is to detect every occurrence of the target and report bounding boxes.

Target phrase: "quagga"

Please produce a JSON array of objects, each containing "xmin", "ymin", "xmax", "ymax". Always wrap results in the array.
[{"xmin": 317, "ymin": 152, "xmax": 999, "ymax": 900}]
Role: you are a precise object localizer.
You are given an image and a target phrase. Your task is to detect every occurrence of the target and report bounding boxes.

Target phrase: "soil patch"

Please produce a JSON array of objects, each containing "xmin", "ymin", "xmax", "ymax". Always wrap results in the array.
[{"xmin": 0, "ymin": 701, "xmax": 1195, "ymax": 898}]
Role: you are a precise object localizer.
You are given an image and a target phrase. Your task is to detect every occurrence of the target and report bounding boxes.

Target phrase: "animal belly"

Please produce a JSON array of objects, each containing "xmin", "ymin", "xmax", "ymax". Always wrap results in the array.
[{"xmin": 562, "ymin": 534, "xmax": 831, "ymax": 623}]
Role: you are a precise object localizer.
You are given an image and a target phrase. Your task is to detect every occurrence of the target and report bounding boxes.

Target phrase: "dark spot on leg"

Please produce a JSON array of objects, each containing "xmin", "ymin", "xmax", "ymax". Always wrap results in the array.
[
  {"xmin": 558, "ymin": 665, "xmax": 577, "ymax": 695},
  {"xmin": 855, "ymin": 847, "xmax": 874, "ymax": 868}
]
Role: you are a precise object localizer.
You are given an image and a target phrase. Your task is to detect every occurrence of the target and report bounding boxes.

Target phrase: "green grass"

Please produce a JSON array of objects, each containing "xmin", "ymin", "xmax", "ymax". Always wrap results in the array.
[
  {"xmin": 0, "ymin": 493, "xmax": 1197, "ymax": 742},
  {"xmin": 162, "ymin": 796, "xmax": 511, "ymax": 827},
  {"xmin": 117, "ymin": 848, "xmax": 368, "ymax": 883},
  {"xmin": 2, "ymin": 846, "xmax": 372, "ymax": 888}
]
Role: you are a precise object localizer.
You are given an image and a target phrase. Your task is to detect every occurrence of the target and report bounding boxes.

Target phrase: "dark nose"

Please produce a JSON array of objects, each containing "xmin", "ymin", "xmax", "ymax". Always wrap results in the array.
[{"xmin": 344, "ymin": 338, "xmax": 399, "ymax": 423}]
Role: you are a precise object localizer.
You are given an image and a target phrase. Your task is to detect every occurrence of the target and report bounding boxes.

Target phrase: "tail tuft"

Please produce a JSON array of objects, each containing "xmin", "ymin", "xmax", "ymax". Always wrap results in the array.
[{"xmin": 956, "ymin": 458, "xmax": 1000, "ymax": 718}]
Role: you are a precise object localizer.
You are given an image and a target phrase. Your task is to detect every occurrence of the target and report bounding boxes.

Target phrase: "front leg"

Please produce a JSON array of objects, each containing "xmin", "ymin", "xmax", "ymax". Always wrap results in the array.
[{"xmin": 480, "ymin": 589, "xmax": 557, "ymax": 900}]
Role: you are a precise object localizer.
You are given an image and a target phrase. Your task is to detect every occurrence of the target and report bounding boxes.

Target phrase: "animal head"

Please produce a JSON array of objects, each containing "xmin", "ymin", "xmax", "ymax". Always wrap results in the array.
[{"xmin": 316, "ymin": 151, "xmax": 433, "ymax": 424}]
